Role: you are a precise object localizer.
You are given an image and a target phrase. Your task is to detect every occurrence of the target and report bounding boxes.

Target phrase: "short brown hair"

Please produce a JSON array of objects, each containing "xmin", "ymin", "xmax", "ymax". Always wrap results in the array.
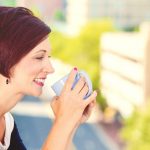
[{"xmin": 0, "ymin": 7, "xmax": 51, "ymax": 78}]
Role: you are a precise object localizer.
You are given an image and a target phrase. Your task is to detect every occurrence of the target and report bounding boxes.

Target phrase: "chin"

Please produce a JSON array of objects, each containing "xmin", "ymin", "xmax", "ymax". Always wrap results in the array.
[
  {"xmin": 27, "ymin": 89, "xmax": 42, "ymax": 97},
  {"xmin": 32, "ymin": 91, "xmax": 42, "ymax": 97}
]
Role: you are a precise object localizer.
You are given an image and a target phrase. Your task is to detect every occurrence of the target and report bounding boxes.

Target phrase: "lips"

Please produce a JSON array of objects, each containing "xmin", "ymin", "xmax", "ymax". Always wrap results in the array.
[{"xmin": 33, "ymin": 78, "xmax": 46, "ymax": 87}]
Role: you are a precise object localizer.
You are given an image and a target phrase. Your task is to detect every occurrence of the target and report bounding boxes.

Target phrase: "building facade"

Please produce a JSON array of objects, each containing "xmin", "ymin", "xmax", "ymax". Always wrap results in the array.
[{"xmin": 66, "ymin": 0, "xmax": 150, "ymax": 34}]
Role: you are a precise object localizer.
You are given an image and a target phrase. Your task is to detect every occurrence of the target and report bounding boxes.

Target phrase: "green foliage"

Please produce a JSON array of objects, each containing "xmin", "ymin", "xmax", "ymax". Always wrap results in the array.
[
  {"xmin": 50, "ymin": 19, "xmax": 115, "ymax": 110},
  {"xmin": 0, "ymin": 0, "xmax": 16, "ymax": 6},
  {"xmin": 54, "ymin": 10, "xmax": 66, "ymax": 21},
  {"xmin": 121, "ymin": 104, "xmax": 150, "ymax": 150}
]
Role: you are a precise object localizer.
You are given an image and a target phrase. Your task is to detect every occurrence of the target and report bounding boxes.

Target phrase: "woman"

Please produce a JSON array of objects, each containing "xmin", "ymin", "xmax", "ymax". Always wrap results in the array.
[{"xmin": 0, "ymin": 6, "xmax": 97, "ymax": 150}]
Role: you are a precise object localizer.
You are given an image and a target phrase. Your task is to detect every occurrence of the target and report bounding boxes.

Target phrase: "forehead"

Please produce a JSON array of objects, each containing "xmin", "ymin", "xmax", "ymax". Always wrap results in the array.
[{"xmin": 31, "ymin": 37, "xmax": 51, "ymax": 53}]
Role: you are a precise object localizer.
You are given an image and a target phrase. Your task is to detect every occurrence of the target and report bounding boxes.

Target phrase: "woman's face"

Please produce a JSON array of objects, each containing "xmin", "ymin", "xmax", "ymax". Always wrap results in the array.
[{"xmin": 11, "ymin": 37, "xmax": 54, "ymax": 96}]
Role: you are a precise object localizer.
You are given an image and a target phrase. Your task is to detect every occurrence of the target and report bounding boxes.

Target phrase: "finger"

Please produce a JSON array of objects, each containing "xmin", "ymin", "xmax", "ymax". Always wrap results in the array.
[
  {"xmin": 81, "ymin": 104, "xmax": 93, "ymax": 123},
  {"xmin": 79, "ymin": 83, "xmax": 89, "ymax": 98},
  {"xmin": 90, "ymin": 99, "xmax": 96, "ymax": 107},
  {"xmin": 52, "ymin": 96, "xmax": 59, "ymax": 101},
  {"xmin": 93, "ymin": 99, "xmax": 96, "ymax": 106},
  {"xmin": 89, "ymin": 102, "xmax": 94, "ymax": 108},
  {"xmin": 83, "ymin": 104, "xmax": 92, "ymax": 116},
  {"xmin": 82, "ymin": 105, "xmax": 90, "ymax": 119},
  {"xmin": 64, "ymin": 68, "xmax": 78, "ymax": 90},
  {"xmin": 50, "ymin": 96, "xmax": 59, "ymax": 108},
  {"xmin": 50, "ymin": 97, "xmax": 60, "ymax": 116},
  {"xmin": 84, "ymin": 91, "xmax": 97, "ymax": 106},
  {"xmin": 87, "ymin": 104, "xmax": 93, "ymax": 116},
  {"xmin": 73, "ymin": 76, "xmax": 85, "ymax": 93}
]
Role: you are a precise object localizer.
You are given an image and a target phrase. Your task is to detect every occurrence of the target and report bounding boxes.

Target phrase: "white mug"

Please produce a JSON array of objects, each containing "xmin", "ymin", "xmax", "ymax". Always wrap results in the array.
[{"xmin": 51, "ymin": 70, "xmax": 93, "ymax": 99}]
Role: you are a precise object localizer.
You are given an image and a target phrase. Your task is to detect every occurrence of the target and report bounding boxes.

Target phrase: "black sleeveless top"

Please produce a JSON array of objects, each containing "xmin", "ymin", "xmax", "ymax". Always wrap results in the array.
[{"xmin": 8, "ymin": 122, "xmax": 27, "ymax": 150}]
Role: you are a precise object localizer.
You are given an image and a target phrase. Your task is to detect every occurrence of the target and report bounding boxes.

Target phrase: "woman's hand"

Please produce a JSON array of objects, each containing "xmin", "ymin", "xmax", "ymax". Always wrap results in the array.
[
  {"xmin": 79, "ymin": 99, "xmax": 96, "ymax": 124},
  {"xmin": 50, "ymin": 68, "xmax": 97, "ymax": 128},
  {"xmin": 51, "ymin": 97, "xmax": 96, "ymax": 124}
]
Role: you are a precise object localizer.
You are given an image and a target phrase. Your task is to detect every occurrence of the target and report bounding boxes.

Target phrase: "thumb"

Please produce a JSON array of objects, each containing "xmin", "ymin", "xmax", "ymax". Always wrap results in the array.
[
  {"xmin": 50, "ymin": 96, "xmax": 59, "ymax": 110},
  {"xmin": 50, "ymin": 96, "xmax": 59, "ymax": 104},
  {"xmin": 52, "ymin": 96, "xmax": 59, "ymax": 101}
]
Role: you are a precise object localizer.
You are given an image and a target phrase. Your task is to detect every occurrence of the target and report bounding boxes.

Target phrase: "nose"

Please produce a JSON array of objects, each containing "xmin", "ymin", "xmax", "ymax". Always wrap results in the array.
[{"xmin": 43, "ymin": 59, "xmax": 55, "ymax": 74}]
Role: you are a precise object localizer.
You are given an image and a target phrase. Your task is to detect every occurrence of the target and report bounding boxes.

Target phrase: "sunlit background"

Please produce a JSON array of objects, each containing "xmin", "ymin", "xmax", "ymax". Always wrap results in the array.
[{"xmin": 1, "ymin": 0, "xmax": 150, "ymax": 150}]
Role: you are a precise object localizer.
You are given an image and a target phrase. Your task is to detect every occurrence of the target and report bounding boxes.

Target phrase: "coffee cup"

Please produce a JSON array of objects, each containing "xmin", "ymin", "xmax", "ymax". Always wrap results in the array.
[{"xmin": 51, "ymin": 70, "xmax": 93, "ymax": 99}]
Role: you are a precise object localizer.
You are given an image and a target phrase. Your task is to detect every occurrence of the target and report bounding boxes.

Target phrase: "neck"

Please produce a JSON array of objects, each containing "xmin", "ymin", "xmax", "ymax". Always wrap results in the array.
[{"xmin": 0, "ymin": 78, "xmax": 23, "ymax": 117}]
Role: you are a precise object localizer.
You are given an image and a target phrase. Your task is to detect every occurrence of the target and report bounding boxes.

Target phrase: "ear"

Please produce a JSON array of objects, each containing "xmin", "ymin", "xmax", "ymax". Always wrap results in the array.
[{"xmin": 9, "ymin": 65, "xmax": 16, "ymax": 78}]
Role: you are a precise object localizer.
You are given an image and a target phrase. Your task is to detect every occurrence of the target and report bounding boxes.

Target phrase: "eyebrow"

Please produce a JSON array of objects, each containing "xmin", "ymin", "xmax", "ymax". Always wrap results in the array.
[{"xmin": 35, "ymin": 50, "xmax": 47, "ymax": 53}]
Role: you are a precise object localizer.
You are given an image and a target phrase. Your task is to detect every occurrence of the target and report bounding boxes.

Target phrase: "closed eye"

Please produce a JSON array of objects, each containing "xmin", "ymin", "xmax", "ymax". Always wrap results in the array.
[{"xmin": 36, "ymin": 57, "xmax": 44, "ymax": 60}]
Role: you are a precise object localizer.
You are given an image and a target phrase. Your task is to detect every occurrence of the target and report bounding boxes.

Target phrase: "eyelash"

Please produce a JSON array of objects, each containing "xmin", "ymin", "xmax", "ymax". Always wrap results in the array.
[
  {"xmin": 36, "ymin": 57, "xmax": 44, "ymax": 60},
  {"xmin": 36, "ymin": 56, "xmax": 51, "ymax": 60}
]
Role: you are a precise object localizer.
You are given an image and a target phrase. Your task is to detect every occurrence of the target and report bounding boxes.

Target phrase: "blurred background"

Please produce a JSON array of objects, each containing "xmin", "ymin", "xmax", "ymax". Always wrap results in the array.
[{"xmin": 1, "ymin": 0, "xmax": 150, "ymax": 150}]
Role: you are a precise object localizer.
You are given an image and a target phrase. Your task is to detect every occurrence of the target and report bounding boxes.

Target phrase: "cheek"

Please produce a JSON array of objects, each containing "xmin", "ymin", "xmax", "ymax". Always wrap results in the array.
[
  {"xmin": 14, "ymin": 65, "xmax": 42, "ymax": 88},
  {"xmin": 12, "ymin": 59, "xmax": 43, "ymax": 84},
  {"xmin": 25, "ymin": 64, "xmax": 43, "ymax": 77}
]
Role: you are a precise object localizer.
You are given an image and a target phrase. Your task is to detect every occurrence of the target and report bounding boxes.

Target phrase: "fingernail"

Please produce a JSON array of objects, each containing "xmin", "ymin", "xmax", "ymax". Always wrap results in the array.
[{"xmin": 74, "ymin": 67, "xmax": 78, "ymax": 71}]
